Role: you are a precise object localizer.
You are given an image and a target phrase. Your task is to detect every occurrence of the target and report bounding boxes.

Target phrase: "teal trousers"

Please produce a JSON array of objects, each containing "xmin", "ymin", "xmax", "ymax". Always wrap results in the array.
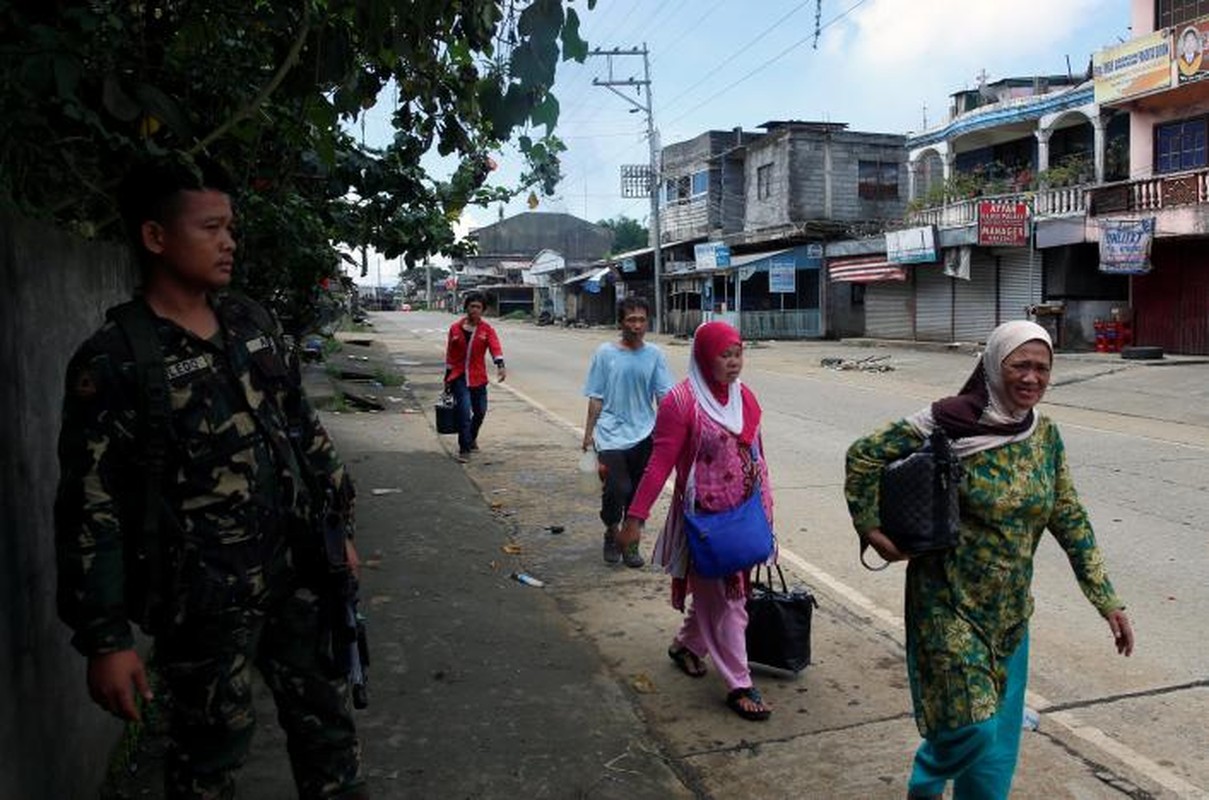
[{"xmin": 907, "ymin": 633, "xmax": 1029, "ymax": 799}]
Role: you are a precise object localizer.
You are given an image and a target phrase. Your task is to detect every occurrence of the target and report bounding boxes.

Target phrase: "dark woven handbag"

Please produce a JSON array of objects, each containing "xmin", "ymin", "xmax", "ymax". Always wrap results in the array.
[
  {"xmin": 434, "ymin": 392, "xmax": 459, "ymax": 435},
  {"xmin": 745, "ymin": 565, "xmax": 818, "ymax": 674},
  {"xmin": 863, "ymin": 429, "xmax": 962, "ymax": 570}
]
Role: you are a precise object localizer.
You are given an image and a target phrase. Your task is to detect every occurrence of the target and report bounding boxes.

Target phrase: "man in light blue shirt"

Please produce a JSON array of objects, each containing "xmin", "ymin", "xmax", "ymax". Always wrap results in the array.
[{"xmin": 582, "ymin": 296, "xmax": 675, "ymax": 567}]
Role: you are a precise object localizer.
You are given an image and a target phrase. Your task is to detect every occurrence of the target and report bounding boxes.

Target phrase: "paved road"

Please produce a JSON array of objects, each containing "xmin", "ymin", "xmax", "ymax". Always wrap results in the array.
[{"xmin": 375, "ymin": 310, "xmax": 1209, "ymax": 798}]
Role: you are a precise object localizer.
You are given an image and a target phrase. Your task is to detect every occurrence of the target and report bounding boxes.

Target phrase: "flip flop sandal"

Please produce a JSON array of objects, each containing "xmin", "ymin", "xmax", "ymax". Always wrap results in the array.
[
  {"xmin": 668, "ymin": 645, "xmax": 707, "ymax": 678},
  {"xmin": 726, "ymin": 687, "xmax": 771, "ymax": 721}
]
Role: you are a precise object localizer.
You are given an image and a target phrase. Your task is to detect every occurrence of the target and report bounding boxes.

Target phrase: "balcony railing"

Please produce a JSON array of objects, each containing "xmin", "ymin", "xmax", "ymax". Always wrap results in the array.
[
  {"xmin": 910, "ymin": 184, "xmax": 1091, "ymax": 228},
  {"xmin": 1088, "ymin": 167, "xmax": 1209, "ymax": 215}
]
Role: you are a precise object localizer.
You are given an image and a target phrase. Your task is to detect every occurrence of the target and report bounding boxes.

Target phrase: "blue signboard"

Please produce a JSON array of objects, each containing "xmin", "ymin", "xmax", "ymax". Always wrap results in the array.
[{"xmin": 768, "ymin": 256, "xmax": 796, "ymax": 293}]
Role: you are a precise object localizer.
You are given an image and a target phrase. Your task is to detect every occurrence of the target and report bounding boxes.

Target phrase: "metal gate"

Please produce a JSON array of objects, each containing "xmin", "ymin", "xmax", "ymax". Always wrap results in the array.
[
  {"xmin": 953, "ymin": 250, "xmax": 998, "ymax": 343},
  {"xmin": 1134, "ymin": 240, "xmax": 1209, "ymax": 354},
  {"xmin": 914, "ymin": 266, "xmax": 952, "ymax": 341},
  {"xmin": 995, "ymin": 246, "xmax": 1042, "ymax": 325},
  {"xmin": 865, "ymin": 280, "xmax": 913, "ymax": 339}
]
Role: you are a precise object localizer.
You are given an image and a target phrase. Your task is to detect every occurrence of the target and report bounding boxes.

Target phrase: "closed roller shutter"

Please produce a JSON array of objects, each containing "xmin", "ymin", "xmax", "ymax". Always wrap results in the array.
[
  {"xmin": 953, "ymin": 250, "xmax": 998, "ymax": 343},
  {"xmin": 914, "ymin": 266, "xmax": 951, "ymax": 341},
  {"xmin": 865, "ymin": 279, "xmax": 913, "ymax": 339},
  {"xmin": 996, "ymin": 246, "xmax": 1042, "ymax": 324}
]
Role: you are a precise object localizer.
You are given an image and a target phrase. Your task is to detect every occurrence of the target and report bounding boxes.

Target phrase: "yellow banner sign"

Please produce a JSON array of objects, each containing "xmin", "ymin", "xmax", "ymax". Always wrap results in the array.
[{"xmin": 1094, "ymin": 30, "xmax": 1173, "ymax": 103}]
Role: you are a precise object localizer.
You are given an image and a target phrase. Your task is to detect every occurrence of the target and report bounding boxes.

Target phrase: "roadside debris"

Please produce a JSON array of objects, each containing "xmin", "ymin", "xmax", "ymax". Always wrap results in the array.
[
  {"xmin": 501, "ymin": 543, "xmax": 522, "ymax": 555},
  {"xmin": 629, "ymin": 673, "xmax": 657, "ymax": 694},
  {"xmin": 545, "ymin": 525, "xmax": 565, "ymax": 535},
  {"xmin": 370, "ymin": 488, "xmax": 403, "ymax": 496},
  {"xmin": 511, "ymin": 572, "xmax": 545, "ymax": 588},
  {"xmin": 821, "ymin": 355, "xmax": 894, "ymax": 372}
]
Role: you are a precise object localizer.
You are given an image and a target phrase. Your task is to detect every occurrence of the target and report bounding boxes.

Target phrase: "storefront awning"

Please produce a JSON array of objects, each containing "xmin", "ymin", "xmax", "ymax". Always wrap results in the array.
[
  {"xmin": 828, "ymin": 256, "xmax": 907, "ymax": 283},
  {"xmin": 563, "ymin": 266, "xmax": 613, "ymax": 293}
]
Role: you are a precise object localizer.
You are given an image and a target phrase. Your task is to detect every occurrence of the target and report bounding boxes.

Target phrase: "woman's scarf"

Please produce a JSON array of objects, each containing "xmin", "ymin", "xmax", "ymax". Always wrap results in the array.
[
  {"xmin": 907, "ymin": 320, "xmax": 1053, "ymax": 458},
  {"xmin": 687, "ymin": 321, "xmax": 761, "ymax": 445}
]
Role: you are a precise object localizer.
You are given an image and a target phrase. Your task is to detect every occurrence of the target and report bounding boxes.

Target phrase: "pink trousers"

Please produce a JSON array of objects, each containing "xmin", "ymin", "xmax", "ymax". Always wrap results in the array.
[{"xmin": 674, "ymin": 574, "xmax": 752, "ymax": 690}]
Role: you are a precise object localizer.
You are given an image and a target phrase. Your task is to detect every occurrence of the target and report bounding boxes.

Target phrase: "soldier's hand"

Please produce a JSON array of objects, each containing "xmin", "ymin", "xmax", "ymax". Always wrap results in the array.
[
  {"xmin": 863, "ymin": 529, "xmax": 907, "ymax": 562},
  {"xmin": 345, "ymin": 538, "xmax": 362, "ymax": 580},
  {"xmin": 87, "ymin": 650, "xmax": 152, "ymax": 722}
]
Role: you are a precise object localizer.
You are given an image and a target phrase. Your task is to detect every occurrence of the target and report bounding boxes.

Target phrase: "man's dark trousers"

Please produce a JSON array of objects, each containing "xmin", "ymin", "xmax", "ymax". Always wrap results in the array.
[
  {"xmin": 597, "ymin": 436, "xmax": 653, "ymax": 526},
  {"xmin": 449, "ymin": 375, "xmax": 487, "ymax": 453}
]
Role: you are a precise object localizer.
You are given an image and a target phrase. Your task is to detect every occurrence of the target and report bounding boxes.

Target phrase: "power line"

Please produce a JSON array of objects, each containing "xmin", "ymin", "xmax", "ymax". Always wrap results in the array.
[
  {"xmin": 650, "ymin": 0, "xmax": 728, "ymax": 64},
  {"xmin": 657, "ymin": 0, "xmax": 819, "ymax": 116},
  {"xmin": 665, "ymin": 0, "xmax": 871, "ymax": 128}
]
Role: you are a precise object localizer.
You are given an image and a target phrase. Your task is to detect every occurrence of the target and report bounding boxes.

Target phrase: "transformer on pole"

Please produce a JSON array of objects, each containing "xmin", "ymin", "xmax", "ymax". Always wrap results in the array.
[{"xmin": 589, "ymin": 45, "xmax": 663, "ymax": 332}]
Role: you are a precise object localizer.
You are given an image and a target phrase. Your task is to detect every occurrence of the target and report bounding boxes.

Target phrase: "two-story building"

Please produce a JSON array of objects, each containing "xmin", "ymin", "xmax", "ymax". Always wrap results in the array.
[
  {"xmin": 833, "ymin": 74, "xmax": 1131, "ymax": 348},
  {"xmin": 629, "ymin": 121, "xmax": 906, "ymax": 338},
  {"xmin": 1086, "ymin": 0, "xmax": 1209, "ymax": 354}
]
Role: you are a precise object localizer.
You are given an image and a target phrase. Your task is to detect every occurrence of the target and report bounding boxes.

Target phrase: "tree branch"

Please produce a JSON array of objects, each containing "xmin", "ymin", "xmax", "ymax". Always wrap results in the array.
[{"xmin": 190, "ymin": 4, "xmax": 312, "ymax": 155}]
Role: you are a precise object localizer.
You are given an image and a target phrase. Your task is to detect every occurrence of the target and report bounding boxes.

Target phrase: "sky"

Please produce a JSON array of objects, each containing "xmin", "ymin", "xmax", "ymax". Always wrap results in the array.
[{"xmin": 352, "ymin": 0, "xmax": 1131, "ymax": 286}]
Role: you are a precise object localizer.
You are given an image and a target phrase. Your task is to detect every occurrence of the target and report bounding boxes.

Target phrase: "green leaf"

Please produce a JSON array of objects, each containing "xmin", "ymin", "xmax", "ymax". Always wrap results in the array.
[
  {"xmin": 561, "ymin": 9, "xmax": 588, "ymax": 63},
  {"xmin": 530, "ymin": 93, "xmax": 559, "ymax": 135},
  {"xmin": 133, "ymin": 83, "xmax": 195, "ymax": 140},
  {"xmin": 101, "ymin": 75, "xmax": 141, "ymax": 122},
  {"xmin": 53, "ymin": 55, "xmax": 82, "ymax": 101}
]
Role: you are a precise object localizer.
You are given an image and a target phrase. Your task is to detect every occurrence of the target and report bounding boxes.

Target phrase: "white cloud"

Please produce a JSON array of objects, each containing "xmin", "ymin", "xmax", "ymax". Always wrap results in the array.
[{"xmin": 840, "ymin": 0, "xmax": 1107, "ymax": 68}]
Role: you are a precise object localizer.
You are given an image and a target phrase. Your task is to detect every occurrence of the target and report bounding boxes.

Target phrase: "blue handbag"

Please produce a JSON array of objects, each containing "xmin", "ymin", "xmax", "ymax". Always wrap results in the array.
[{"xmin": 683, "ymin": 442, "xmax": 775, "ymax": 579}]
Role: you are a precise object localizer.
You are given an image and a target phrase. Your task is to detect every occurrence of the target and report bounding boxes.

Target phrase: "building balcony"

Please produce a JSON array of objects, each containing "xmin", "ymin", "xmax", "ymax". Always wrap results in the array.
[
  {"xmin": 1087, "ymin": 167, "xmax": 1209, "ymax": 215},
  {"xmin": 908, "ymin": 183, "xmax": 1092, "ymax": 229}
]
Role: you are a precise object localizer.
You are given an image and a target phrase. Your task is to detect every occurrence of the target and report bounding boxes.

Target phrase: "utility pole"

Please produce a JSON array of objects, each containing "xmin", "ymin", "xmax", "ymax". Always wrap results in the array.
[{"xmin": 589, "ymin": 45, "xmax": 663, "ymax": 332}]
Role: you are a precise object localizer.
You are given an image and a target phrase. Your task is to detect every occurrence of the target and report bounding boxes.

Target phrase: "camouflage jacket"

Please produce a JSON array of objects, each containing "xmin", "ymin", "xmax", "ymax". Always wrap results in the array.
[{"xmin": 55, "ymin": 293, "xmax": 351, "ymax": 656}]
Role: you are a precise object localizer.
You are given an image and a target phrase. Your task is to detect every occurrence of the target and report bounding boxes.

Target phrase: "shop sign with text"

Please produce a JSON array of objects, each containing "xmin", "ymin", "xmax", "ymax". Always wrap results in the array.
[
  {"xmin": 1099, "ymin": 218, "xmax": 1155, "ymax": 274},
  {"xmin": 978, "ymin": 201, "xmax": 1030, "ymax": 246}
]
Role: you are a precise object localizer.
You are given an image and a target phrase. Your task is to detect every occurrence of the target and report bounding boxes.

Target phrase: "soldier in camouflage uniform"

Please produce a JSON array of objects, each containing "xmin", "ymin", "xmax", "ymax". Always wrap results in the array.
[{"xmin": 54, "ymin": 157, "xmax": 366, "ymax": 799}]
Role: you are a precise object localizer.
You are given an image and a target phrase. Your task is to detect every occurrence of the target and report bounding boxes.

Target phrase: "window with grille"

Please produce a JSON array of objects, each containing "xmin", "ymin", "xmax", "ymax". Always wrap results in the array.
[
  {"xmin": 1155, "ymin": 117, "xmax": 1208, "ymax": 173},
  {"xmin": 663, "ymin": 175, "xmax": 692, "ymax": 204},
  {"xmin": 859, "ymin": 161, "xmax": 900, "ymax": 200},
  {"xmin": 1156, "ymin": 0, "xmax": 1209, "ymax": 29}
]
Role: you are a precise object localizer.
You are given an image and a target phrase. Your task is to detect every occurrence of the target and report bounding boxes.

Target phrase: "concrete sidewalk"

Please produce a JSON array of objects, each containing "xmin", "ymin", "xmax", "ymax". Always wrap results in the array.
[{"xmin": 105, "ymin": 342, "xmax": 693, "ymax": 799}]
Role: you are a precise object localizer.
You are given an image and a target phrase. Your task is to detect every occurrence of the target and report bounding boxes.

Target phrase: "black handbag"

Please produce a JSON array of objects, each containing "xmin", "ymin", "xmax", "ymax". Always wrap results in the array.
[
  {"xmin": 434, "ymin": 392, "xmax": 459, "ymax": 435},
  {"xmin": 864, "ymin": 429, "xmax": 962, "ymax": 570},
  {"xmin": 745, "ymin": 565, "xmax": 818, "ymax": 674}
]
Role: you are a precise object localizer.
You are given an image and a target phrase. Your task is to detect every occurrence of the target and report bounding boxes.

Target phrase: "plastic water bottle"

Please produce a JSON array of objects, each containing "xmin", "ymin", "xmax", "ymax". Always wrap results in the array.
[
  {"xmin": 577, "ymin": 448, "xmax": 601, "ymax": 495},
  {"xmin": 512, "ymin": 572, "xmax": 545, "ymax": 588},
  {"xmin": 1022, "ymin": 707, "xmax": 1040, "ymax": 731}
]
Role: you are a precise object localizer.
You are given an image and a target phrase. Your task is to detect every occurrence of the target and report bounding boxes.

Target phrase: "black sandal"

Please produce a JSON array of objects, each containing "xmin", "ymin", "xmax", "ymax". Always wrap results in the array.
[
  {"xmin": 668, "ymin": 645, "xmax": 707, "ymax": 678},
  {"xmin": 726, "ymin": 687, "xmax": 771, "ymax": 721}
]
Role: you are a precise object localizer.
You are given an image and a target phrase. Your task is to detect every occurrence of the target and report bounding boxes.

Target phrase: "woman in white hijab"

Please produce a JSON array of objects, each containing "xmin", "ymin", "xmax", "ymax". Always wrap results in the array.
[{"xmin": 844, "ymin": 320, "xmax": 1135, "ymax": 799}]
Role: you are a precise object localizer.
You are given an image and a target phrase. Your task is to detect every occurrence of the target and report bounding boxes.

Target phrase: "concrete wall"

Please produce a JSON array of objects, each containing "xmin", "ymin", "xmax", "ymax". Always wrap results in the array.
[
  {"xmin": 659, "ymin": 130, "xmax": 756, "ymax": 242},
  {"xmin": 1, "ymin": 213, "xmax": 136, "ymax": 799},
  {"xmin": 743, "ymin": 127, "xmax": 907, "ymax": 231},
  {"xmin": 744, "ymin": 131, "xmax": 793, "ymax": 231}
]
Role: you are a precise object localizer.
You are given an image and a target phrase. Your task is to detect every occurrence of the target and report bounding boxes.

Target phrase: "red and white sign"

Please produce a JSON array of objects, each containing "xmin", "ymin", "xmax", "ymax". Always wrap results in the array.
[
  {"xmin": 828, "ymin": 256, "xmax": 907, "ymax": 283},
  {"xmin": 978, "ymin": 201, "xmax": 1030, "ymax": 247}
]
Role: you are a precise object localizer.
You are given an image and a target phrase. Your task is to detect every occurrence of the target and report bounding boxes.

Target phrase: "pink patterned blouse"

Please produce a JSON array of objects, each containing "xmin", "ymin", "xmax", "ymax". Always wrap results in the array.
[{"xmin": 628, "ymin": 381, "xmax": 774, "ymax": 578}]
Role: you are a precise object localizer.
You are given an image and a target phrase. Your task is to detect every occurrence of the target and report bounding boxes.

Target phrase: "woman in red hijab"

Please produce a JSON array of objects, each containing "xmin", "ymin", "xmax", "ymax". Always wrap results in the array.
[{"xmin": 619, "ymin": 321, "xmax": 776, "ymax": 721}]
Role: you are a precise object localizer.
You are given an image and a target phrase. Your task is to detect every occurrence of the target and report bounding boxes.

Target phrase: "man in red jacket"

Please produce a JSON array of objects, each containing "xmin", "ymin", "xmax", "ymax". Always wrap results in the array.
[{"xmin": 444, "ymin": 291, "xmax": 506, "ymax": 461}]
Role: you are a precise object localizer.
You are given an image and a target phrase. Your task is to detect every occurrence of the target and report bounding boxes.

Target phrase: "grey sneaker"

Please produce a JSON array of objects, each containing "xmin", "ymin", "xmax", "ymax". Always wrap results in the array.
[
  {"xmin": 602, "ymin": 527, "xmax": 622, "ymax": 564},
  {"xmin": 622, "ymin": 541, "xmax": 645, "ymax": 568}
]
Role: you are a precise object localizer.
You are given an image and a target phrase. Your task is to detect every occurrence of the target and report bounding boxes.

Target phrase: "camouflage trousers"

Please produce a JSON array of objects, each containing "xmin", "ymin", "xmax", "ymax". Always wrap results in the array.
[{"xmin": 153, "ymin": 587, "xmax": 365, "ymax": 800}]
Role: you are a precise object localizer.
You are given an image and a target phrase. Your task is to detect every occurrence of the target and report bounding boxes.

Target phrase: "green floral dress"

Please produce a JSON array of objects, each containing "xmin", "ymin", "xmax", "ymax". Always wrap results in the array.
[{"xmin": 845, "ymin": 416, "xmax": 1123, "ymax": 737}]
